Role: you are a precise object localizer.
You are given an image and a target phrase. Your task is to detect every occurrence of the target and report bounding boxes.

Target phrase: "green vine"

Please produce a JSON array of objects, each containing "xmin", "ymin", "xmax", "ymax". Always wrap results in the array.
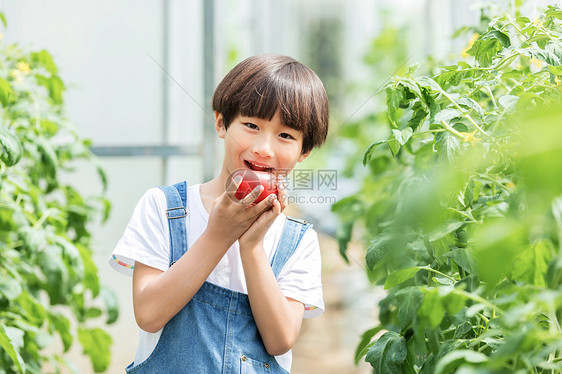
[{"xmin": 0, "ymin": 13, "xmax": 117, "ymax": 374}]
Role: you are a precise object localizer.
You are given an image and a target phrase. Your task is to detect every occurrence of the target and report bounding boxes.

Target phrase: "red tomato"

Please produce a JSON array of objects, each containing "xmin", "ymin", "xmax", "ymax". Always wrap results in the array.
[{"xmin": 232, "ymin": 169, "xmax": 278, "ymax": 204}]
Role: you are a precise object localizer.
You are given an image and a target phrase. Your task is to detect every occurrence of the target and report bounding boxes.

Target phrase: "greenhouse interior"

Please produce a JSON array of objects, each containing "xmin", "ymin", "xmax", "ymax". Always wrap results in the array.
[{"xmin": 1, "ymin": 0, "xmax": 562, "ymax": 373}]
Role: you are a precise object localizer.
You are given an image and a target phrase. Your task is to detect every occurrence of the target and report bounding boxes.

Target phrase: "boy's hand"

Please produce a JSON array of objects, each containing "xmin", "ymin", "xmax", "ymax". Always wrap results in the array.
[
  {"xmin": 205, "ymin": 175, "xmax": 278, "ymax": 247},
  {"xmin": 238, "ymin": 176, "xmax": 288, "ymax": 252}
]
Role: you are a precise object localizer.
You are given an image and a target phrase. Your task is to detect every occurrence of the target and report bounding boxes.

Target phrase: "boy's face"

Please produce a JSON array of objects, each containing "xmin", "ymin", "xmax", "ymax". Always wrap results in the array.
[{"xmin": 215, "ymin": 110, "xmax": 310, "ymax": 177}]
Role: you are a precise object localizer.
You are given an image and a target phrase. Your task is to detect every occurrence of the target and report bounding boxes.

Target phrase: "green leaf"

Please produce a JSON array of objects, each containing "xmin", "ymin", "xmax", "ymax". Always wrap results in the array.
[
  {"xmin": 0, "ymin": 275, "xmax": 23, "ymax": 301},
  {"xmin": 395, "ymin": 287, "xmax": 424, "ymax": 330},
  {"xmin": 363, "ymin": 141, "xmax": 386, "ymax": 166},
  {"xmin": 355, "ymin": 326, "xmax": 384, "ymax": 364},
  {"xmin": 548, "ymin": 65, "xmax": 562, "ymax": 76},
  {"xmin": 442, "ymin": 290, "xmax": 466, "ymax": 315},
  {"xmin": 96, "ymin": 162, "xmax": 108, "ymax": 193},
  {"xmin": 38, "ymin": 245, "xmax": 69, "ymax": 303},
  {"xmin": 388, "ymin": 139, "xmax": 401, "ymax": 157},
  {"xmin": 0, "ymin": 325, "xmax": 25, "ymax": 373},
  {"xmin": 0, "ymin": 77, "xmax": 13, "ymax": 107},
  {"xmin": 0, "ymin": 12, "xmax": 7, "ymax": 27},
  {"xmin": 445, "ymin": 247, "xmax": 476, "ymax": 274},
  {"xmin": 408, "ymin": 101, "xmax": 429, "ymax": 130},
  {"xmin": 100, "ymin": 286, "xmax": 119, "ymax": 324},
  {"xmin": 386, "ymin": 85, "xmax": 404, "ymax": 123},
  {"xmin": 77, "ymin": 243, "xmax": 100, "ymax": 297},
  {"xmin": 78, "ymin": 327, "xmax": 112, "ymax": 372},
  {"xmin": 37, "ymin": 136, "xmax": 59, "ymax": 176},
  {"xmin": 435, "ymin": 350, "xmax": 488, "ymax": 374},
  {"xmin": 392, "ymin": 128, "xmax": 413, "ymax": 146},
  {"xmin": 86, "ymin": 307, "xmax": 102, "ymax": 318},
  {"xmin": 17, "ymin": 290, "xmax": 46, "ymax": 326},
  {"xmin": 417, "ymin": 76, "xmax": 443, "ymax": 93},
  {"xmin": 435, "ymin": 67, "xmax": 467, "ymax": 88},
  {"xmin": 385, "ymin": 267, "xmax": 422, "ymax": 289},
  {"xmin": 434, "ymin": 108, "xmax": 463, "ymax": 123},
  {"xmin": 498, "ymin": 95, "xmax": 519, "ymax": 113},
  {"xmin": 48, "ymin": 312, "xmax": 73, "ymax": 352},
  {"xmin": 453, "ymin": 321, "xmax": 473, "ymax": 339},
  {"xmin": 512, "ymin": 240, "xmax": 551, "ymax": 287},
  {"xmin": 0, "ymin": 126, "xmax": 23, "ymax": 166},
  {"xmin": 485, "ymin": 29, "xmax": 511, "ymax": 48},
  {"xmin": 419, "ymin": 288, "xmax": 445, "ymax": 328},
  {"xmin": 36, "ymin": 74, "xmax": 66, "ymax": 104},
  {"xmin": 457, "ymin": 98, "xmax": 484, "ymax": 118},
  {"xmin": 399, "ymin": 78, "xmax": 426, "ymax": 106},
  {"xmin": 428, "ymin": 220, "xmax": 465, "ymax": 242},
  {"xmin": 466, "ymin": 37, "xmax": 503, "ymax": 67},
  {"xmin": 31, "ymin": 50, "xmax": 59, "ymax": 75},
  {"xmin": 435, "ymin": 131, "xmax": 461, "ymax": 163},
  {"xmin": 365, "ymin": 331, "xmax": 407, "ymax": 374},
  {"xmin": 367, "ymin": 233, "xmax": 393, "ymax": 269},
  {"xmin": 545, "ymin": 8, "xmax": 562, "ymax": 19},
  {"xmin": 522, "ymin": 34, "xmax": 552, "ymax": 48}
]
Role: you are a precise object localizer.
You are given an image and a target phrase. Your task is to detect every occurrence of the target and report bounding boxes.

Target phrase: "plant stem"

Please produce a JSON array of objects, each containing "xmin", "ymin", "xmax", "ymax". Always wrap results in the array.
[
  {"xmin": 420, "ymin": 266, "xmax": 456, "ymax": 281},
  {"xmin": 447, "ymin": 207, "xmax": 478, "ymax": 223},
  {"xmin": 33, "ymin": 210, "xmax": 50, "ymax": 229},
  {"xmin": 439, "ymin": 92, "xmax": 490, "ymax": 138},
  {"xmin": 453, "ymin": 288, "xmax": 504, "ymax": 314},
  {"xmin": 440, "ymin": 120, "xmax": 466, "ymax": 139},
  {"xmin": 486, "ymin": 86, "xmax": 498, "ymax": 109},
  {"xmin": 493, "ymin": 53, "xmax": 519, "ymax": 71}
]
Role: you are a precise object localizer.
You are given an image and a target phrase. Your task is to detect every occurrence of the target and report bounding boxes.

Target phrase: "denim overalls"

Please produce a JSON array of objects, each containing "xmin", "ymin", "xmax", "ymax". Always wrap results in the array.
[{"xmin": 126, "ymin": 181, "xmax": 311, "ymax": 374}]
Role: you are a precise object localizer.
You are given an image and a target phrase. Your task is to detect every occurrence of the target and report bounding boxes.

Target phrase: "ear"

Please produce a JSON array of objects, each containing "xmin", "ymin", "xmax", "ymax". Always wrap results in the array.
[
  {"xmin": 297, "ymin": 150, "xmax": 311, "ymax": 163},
  {"xmin": 215, "ymin": 111, "xmax": 226, "ymax": 139}
]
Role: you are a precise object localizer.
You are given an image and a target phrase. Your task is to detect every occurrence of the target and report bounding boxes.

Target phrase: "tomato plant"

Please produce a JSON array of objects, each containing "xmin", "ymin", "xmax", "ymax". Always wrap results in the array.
[
  {"xmin": 335, "ymin": 5, "xmax": 562, "ymax": 373},
  {"xmin": 0, "ymin": 14, "xmax": 116, "ymax": 374}
]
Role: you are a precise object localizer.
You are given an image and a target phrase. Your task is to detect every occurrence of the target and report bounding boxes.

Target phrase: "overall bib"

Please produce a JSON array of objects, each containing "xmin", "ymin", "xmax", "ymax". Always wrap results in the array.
[{"xmin": 126, "ymin": 181, "xmax": 311, "ymax": 374}]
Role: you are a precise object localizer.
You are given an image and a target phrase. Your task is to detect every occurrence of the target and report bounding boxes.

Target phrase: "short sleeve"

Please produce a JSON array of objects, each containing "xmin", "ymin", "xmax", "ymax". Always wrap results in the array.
[
  {"xmin": 109, "ymin": 188, "xmax": 170, "ymax": 276},
  {"xmin": 277, "ymin": 228, "xmax": 325, "ymax": 318}
]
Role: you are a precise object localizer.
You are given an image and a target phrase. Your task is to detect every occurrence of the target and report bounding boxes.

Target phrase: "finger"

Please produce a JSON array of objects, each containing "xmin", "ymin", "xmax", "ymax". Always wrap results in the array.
[
  {"xmin": 272, "ymin": 198, "xmax": 281, "ymax": 215},
  {"xmin": 251, "ymin": 193, "xmax": 277, "ymax": 212},
  {"xmin": 239, "ymin": 184, "xmax": 264, "ymax": 205},
  {"xmin": 226, "ymin": 172, "xmax": 243, "ymax": 193},
  {"xmin": 224, "ymin": 172, "xmax": 245, "ymax": 203},
  {"xmin": 277, "ymin": 176, "xmax": 288, "ymax": 210}
]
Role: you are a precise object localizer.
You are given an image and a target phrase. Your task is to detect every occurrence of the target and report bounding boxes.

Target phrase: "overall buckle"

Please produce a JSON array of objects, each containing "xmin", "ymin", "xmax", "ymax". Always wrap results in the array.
[{"xmin": 166, "ymin": 207, "xmax": 187, "ymax": 219}]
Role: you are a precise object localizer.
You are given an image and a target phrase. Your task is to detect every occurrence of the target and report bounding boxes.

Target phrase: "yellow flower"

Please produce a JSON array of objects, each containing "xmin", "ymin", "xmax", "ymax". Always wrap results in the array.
[
  {"xmin": 461, "ymin": 33, "xmax": 480, "ymax": 58},
  {"xmin": 16, "ymin": 61, "xmax": 31, "ymax": 73},
  {"xmin": 11, "ymin": 69, "xmax": 20, "ymax": 78},
  {"xmin": 556, "ymin": 76, "xmax": 561, "ymax": 89},
  {"xmin": 459, "ymin": 130, "xmax": 481, "ymax": 145},
  {"xmin": 530, "ymin": 57, "xmax": 543, "ymax": 69},
  {"xmin": 0, "ymin": 33, "xmax": 3, "ymax": 41},
  {"xmin": 505, "ymin": 182, "xmax": 515, "ymax": 188}
]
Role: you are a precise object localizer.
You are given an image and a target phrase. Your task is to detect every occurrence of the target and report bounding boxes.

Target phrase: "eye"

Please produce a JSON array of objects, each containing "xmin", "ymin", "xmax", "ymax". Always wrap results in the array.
[
  {"xmin": 244, "ymin": 123, "xmax": 259, "ymax": 130},
  {"xmin": 279, "ymin": 133, "xmax": 295, "ymax": 140}
]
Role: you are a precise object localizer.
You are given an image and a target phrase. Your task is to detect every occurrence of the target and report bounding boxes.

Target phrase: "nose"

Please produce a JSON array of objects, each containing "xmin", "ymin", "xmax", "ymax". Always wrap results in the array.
[{"xmin": 252, "ymin": 134, "xmax": 274, "ymax": 158}]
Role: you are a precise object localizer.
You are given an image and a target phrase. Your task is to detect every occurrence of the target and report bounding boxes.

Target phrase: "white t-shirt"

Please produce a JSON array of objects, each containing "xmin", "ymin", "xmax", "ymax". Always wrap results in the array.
[{"xmin": 109, "ymin": 183, "xmax": 324, "ymax": 372}]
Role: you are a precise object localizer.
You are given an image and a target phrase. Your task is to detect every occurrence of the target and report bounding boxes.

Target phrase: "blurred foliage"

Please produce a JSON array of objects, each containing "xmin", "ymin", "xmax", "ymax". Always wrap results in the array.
[
  {"xmin": 302, "ymin": 16, "xmax": 344, "ymax": 109},
  {"xmin": 333, "ymin": 4, "xmax": 562, "ymax": 373},
  {"xmin": 0, "ymin": 14, "xmax": 117, "ymax": 374}
]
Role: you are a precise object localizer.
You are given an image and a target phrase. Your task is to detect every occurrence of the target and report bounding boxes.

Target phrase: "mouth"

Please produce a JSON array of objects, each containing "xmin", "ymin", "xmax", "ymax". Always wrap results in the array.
[{"xmin": 244, "ymin": 160, "xmax": 275, "ymax": 173}]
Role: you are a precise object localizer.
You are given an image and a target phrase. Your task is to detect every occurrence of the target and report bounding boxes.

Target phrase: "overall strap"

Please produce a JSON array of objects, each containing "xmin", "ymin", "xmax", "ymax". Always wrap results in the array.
[
  {"xmin": 270, "ymin": 216, "xmax": 312, "ymax": 278},
  {"xmin": 157, "ymin": 181, "xmax": 188, "ymax": 267}
]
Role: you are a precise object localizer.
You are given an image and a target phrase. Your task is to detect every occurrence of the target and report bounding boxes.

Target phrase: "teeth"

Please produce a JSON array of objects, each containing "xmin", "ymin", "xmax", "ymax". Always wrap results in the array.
[{"xmin": 247, "ymin": 160, "xmax": 273, "ymax": 172}]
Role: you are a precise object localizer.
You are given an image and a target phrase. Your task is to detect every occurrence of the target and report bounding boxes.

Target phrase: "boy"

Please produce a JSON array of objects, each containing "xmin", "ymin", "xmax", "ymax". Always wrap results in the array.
[{"xmin": 110, "ymin": 54, "xmax": 329, "ymax": 373}]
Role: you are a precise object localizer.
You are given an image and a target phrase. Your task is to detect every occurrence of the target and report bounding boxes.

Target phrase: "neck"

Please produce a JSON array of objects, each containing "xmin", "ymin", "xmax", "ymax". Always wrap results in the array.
[{"xmin": 201, "ymin": 162, "xmax": 231, "ymax": 201}]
